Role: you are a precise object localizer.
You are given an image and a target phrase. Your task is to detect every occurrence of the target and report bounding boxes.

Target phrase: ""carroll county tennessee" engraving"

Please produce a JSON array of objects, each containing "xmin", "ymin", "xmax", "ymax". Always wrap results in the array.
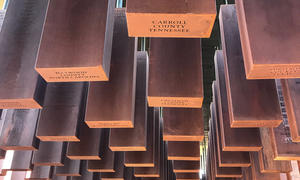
[{"xmin": 150, "ymin": 20, "xmax": 189, "ymax": 33}]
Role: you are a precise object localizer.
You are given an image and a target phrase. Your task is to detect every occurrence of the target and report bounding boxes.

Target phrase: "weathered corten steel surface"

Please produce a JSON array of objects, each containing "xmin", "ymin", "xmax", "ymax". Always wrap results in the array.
[
  {"xmin": 242, "ymin": 167, "xmax": 253, "ymax": 180},
  {"xmin": 109, "ymin": 51, "xmax": 148, "ymax": 151},
  {"xmin": 281, "ymin": 79, "xmax": 300, "ymax": 142},
  {"xmin": 36, "ymin": 82, "xmax": 88, "ymax": 142},
  {"xmin": 211, "ymin": 98, "xmax": 251, "ymax": 167},
  {"xmin": 1, "ymin": 151, "xmax": 33, "ymax": 172},
  {"xmin": 134, "ymin": 110, "xmax": 161, "ymax": 177},
  {"xmin": 0, "ymin": 0, "xmax": 47, "ymax": 109},
  {"xmin": 163, "ymin": 107, "xmax": 204, "ymax": 141},
  {"xmin": 208, "ymin": 135, "xmax": 233, "ymax": 179},
  {"xmin": 55, "ymin": 157, "xmax": 81, "ymax": 176},
  {"xmin": 175, "ymin": 173, "xmax": 201, "ymax": 179},
  {"xmin": 72, "ymin": 161, "xmax": 96, "ymax": 180},
  {"xmin": 73, "ymin": 170, "xmax": 98, "ymax": 180},
  {"xmin": 123, "ymin": 168, "xmax": 135, "ymax": 180},
  {"xmin": 209, "ymin": 121, "xmax": 242, "ymax": 178},
  {"xmin": 257, "ymin": 148, "xmax": 291, "ymax": 173},
  {"xmin": 167, "ymin": 141, "xmax": 200, "ymax": 161},
  {"xmin": 26, "ymin": 166, "xmax": 53, "ymax": 180},
  {"xmin": 124, "ymin": 107, "xmax": 156, "ymax": 167},
  {"xmin": 207, "ymin": 153, "xmax": 212, "ymax": 180},
  {"xmin": 126, "ymin": 0, "xmax": 216, "ymax": 37},
  {"xmin": 85, "ymin": 9, "xmax": 137, "ymax": 128},
  {"xmin": 214, "ymin": 52, "xmax": 261, "ymax": 151},
  {"xmin": 250, "ymin": 152, "xmax": 282, "ymax": 180},
  {"xmin": 0, "ymin": 109, "xmax": 39, "ymax": 150},
  {"xmin": 160, "ymin": 143, "xmax": 167, "ymax": 180},
  {"xmin": 173, "ymin": 161, "xmax": 200, "ymax": 173},
  {"xmin": 67, "ymin": 123, "xmax": 102, "ymax": 160},
  {"xmin": 32, "ymin": 141, "xmax": 67, "ymax": 166},
  {"xmin": 236, "ymin": 0, "xmax": 300, "ymax": 79},
  {"xmin": 35, "ymin": 0, "xmax": 115, "ymax": 82},
  {"xmin": 100, "ymin": 152, "xmax": 125, "ymax": 180},
  {"xmin": 219, "ymin": 5, "xmax": 282, "ymax": 128},
  {"xmin": 148, "ymin": 38, "xmax": 203, "ymax": 108},
  {"xmin": 260, "ymin": 124, "xmax": 300, "ymax": 161},
  {"xmin": 88, "ymin": 129, "xmax": 115, "ymax": 173},
  {"xmin": 167, "ymin": 161, "xmax": 176, "ymax": 180}
]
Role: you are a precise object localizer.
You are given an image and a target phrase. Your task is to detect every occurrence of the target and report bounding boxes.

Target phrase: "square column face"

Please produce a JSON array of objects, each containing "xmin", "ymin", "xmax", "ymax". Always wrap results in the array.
[
  {"xmin": 236, "ymin": 0, "xmax": 300, "ymax": 79},
  {"xmin": 126, "ymin": 0, "xmax": 216, "ymax": 38}
]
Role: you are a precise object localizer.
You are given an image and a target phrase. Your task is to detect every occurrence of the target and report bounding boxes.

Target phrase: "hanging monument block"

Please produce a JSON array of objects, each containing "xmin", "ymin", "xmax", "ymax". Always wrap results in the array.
[
  {"xmin": 85, "ymin": 9, "xmax": 137, "ymax": 128},
  {"xmin": 148, "ymin": 38, "xmax": 203, "ymax": 108},
  {"xmin": 213, "ymin": 61, "xmax": 262, "ymax": 151},
  {"xmin": 109, "ymin": 51, "xmax": 148, "ymax": 151},
  {"xmin": 206, "ymin": 154, "xmax": 212, "ymax": 180},
  {"xmin": 0, "ymin": 0, "xmax": 47, "ymax": 109},
  {"xmin": 124, "ymin": 108, "xmax": 156, "ymax": 167},
  {"xmin": 207, "ymin": 141, "xmax": 217, "ymax": 180},
  {"xmin": 36, "ymin": 82, "xmax": 88, "ymax": 142},
  {"xmin": 241, "ymin": 167, "xmax": 253, "ymax": 180},
  {"xmin": 100, "ymin": 152, "xmax": 125, "ymax": 180},
  {"xmin": 236, "ymin": 0, "xmax": 300, "ymax": 79},
  {"xmin": 32, "ymin": 142, "xmax": 67, "ymax": 167},
  {"xmin": 35, "ymin": 0, "xmax": 116, "ymax": 82},
  {"xmin": 208, "ymin": 121, "xmax": 242, "ymax": 178},
  {"xmin": 67, "ymin": 124, "xmax": 102, "ymax": 160},
  {"xmin": 258, "ymin": 85, "xmax": 292, "ymax": 173},
  {"xmin": 260, "ymin": 124, "xmax": 300, "ymax": 161},
  {"xmin": 71, "ymin": 161, "xmax": 95, "ymax": 180},
  {"xmin": 55, "ymin": 157, "xmax": 81, "ymax": 176},
  {"xmin": 1, "ymin": 151, "xmax": 33, "ymax": 173},
  {"xmin": 0, "ymin": 109, "xmax": 40, "ymax": 150},
  {"xmin": 133, "ymin": 111, "xmax": 162, "ymax": 177},
  {"xmin": 173, "ymin": 161, "xmax": 200, "ymax": 173},
  {"xmin": 281, "ymin": 79, "xmax": 300, "ymax": 142},
  {"xmin": 257, "ymin": 149, "xmax": 291, "ymax": 173},
  {"xmin": 123, "ymin": 168, "xmax": 135, "ymax": 180},
  {"xmin": 163, "ymin": 108, "xmax": 204, "ymax": 141},
  {"xmin": 213, "ymin": 83, "xmax": 262, "ymax": 152},
  {"xmin": 126, "ymin": 0, "xmax": 216, "ymax": 38},
  {"xmin": 250, "ymin": 152, "xmax": 282, "ymax": 180},
  {"xmin": 219, "ymin": 5, "xmax": 282, "ymax": 128},
  {"xmin": 167, "ymin": 141, "xmax": 200, "ymax": 161},
  {"xmin": 25, "ymin": 166, "xmax": 53, "ymax": 180},
  {"xmin": 88, "ymin": 129, "xmax": 115, "ymax": 173},
  {"xmin": 211, "ymin": 99, "xmax": 251, "ymax": 167}
]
